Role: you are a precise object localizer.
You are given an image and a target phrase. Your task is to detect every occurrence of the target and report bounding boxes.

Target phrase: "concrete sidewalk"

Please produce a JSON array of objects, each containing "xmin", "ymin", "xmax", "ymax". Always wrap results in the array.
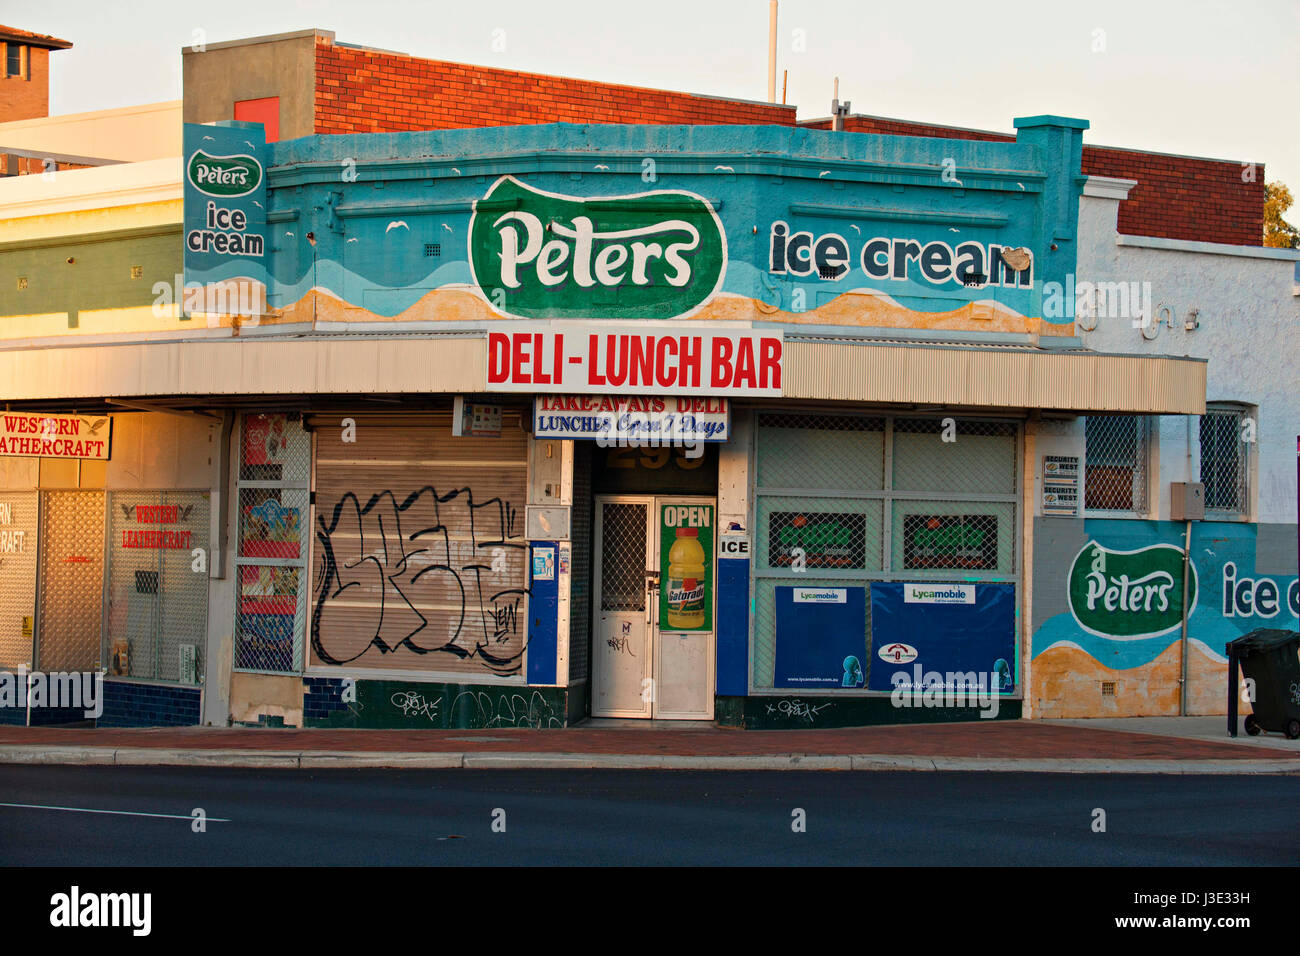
[{"xmin": 0, "ymin": 718, "xmax": 1297, "ymax": 773}]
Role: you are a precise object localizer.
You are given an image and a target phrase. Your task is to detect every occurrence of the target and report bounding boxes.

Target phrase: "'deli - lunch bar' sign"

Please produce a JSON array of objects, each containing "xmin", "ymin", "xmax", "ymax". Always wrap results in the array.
[
  {"xmin": 488, "ymin": 324, "xmax": 782, "ymax": 397},
  {"xmin": 0, "ymin": 413, "xmax": 111, "ymax": 460}
]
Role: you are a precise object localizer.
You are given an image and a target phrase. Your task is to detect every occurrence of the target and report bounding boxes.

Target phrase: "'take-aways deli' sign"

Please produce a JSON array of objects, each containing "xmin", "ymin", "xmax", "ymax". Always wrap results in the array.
[
  {"xmin": 534, "ymin": 396, "xmax": 729, "ymax": 442},
  {"xmin": 0, "ymin": 413, "xmax": 111, "ymax": 460}
]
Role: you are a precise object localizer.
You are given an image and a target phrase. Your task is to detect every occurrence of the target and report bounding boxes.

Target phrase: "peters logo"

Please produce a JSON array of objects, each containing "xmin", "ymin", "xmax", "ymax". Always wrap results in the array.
[
  {"xmin": 469, "ymin": 175, "xmax": 727, "ymax": 320},
  {"xmin": 1067, "ymin": 541, "xmax": 1198, "ymax": 639},
  {"xmin": 878, "ymin": 642, "xmax": 918, "ymax": 664},
  {"xmin": 187, "ymin": 150, "xmax": 262, "ymax": 197}
]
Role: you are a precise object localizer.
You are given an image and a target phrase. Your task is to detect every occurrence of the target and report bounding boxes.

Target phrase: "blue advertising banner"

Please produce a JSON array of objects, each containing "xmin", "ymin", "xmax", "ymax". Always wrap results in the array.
[
  {"xmin": 772, "ymin": 585, "xmax": 868, "ymax": 689},
  {"xmin": 182, "ymin": 121, "xmax": 269, "ymax": 317},
  {"xmin": 868, "ymin": 582, "xmax": 1017, "ymax": 693}
]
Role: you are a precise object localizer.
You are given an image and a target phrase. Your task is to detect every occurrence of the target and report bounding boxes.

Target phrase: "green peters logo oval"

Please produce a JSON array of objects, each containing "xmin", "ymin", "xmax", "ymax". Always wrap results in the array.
[
  {"xmin": 469, "ymin": 175, "xmax": 726, "ymax": 320},
  {"xmin": 1067, "ymin": 540, "xmax": 1198, "ymax": 638},
  {"xmin": 187, "ymin": 150, "xmax": 262, "ymax": 197}
]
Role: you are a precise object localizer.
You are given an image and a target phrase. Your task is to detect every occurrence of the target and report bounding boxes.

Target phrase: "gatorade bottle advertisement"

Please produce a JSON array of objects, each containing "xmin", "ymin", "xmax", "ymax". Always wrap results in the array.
[{"xmin": 660, "ymin": 503, "xmax": 714, "ymax": 631}]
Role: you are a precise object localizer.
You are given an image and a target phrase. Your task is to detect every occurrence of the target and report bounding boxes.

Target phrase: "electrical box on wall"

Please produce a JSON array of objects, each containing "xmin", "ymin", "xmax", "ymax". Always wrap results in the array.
[
  {"xmin": 1170, "ymin": 482, "xmax": 1205, "ymax": 521},
  {"xmin": 526, "ymin": 505, "xmax": 571, "ymax": 540}
]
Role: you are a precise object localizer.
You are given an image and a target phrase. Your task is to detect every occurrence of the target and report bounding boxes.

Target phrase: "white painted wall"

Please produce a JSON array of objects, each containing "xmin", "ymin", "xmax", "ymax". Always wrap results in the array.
[{"xmin": 1073, "ymin": 183, "xmax": 1300, "ymax": 523}]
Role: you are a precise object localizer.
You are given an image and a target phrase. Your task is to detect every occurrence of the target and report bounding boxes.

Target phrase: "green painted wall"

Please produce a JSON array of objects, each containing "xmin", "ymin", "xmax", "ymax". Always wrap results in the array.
[
  {"xmin": 306, "ymin": 678, "xmax": 571, "ymax": 729},
  {"xmin": 717, "ymin": 695, "xmax": 1022, "ymax": 729},
  {"xmin": 0, "ymin": 226, "xmax": 182, "ymax": 325}
]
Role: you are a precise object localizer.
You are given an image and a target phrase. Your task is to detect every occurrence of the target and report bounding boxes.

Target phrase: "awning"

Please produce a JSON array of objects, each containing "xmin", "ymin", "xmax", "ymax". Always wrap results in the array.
[
  {"xmin": 0, "ymin": 333, "xmax": 1205, "ymax": 415},
  {"xmin": 781, "ymin": 337, "xmax": 1206, "ymax": 413}
]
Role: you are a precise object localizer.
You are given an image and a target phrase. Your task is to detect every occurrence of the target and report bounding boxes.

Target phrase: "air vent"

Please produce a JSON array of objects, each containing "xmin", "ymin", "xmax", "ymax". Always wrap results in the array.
[
  {"xmin": 818, "ymin": 265, "xmax": 838, "ymax": 280},
  {"xmin": 424, "ymin": 243, "xmax": 441, "ymax": 257},
  {"xmin": 1101, "ymin": 681, "xmax": 1116, "ymax": 696}
]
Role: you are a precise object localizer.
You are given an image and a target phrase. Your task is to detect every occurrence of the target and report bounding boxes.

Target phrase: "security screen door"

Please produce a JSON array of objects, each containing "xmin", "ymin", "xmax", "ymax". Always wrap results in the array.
[{"xmin": 591, "ymin": 496, "xmax": 715, "ymax": 719}]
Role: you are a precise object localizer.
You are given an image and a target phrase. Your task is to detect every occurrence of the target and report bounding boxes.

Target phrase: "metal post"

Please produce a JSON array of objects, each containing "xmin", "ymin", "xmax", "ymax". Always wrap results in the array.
[
  {"xmin": 1226, "ymin": 641, "xmax": 1238, "ymax": 737},
  {"xmin": 1179, "ymin": 519, "xmax": 1191, "ymax": 715},
  {"xmin": 767, "ymin": 1, "xmax": 777, "ymax": 103}
]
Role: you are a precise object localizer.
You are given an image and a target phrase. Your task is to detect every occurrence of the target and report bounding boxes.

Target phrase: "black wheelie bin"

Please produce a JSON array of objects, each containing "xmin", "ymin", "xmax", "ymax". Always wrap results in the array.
[{"xmin": 1227, "ymin": 628, "xmax": 1300, "ymax": 739}]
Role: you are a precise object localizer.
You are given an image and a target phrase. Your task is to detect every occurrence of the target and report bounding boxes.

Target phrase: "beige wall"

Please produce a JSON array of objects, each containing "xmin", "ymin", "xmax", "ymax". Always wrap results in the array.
[
  {"xmin": 0, "ymin": 412, "xmax": 217, "ymax": 491},
  {"xmin": 104, "ymin": 412, "xmax": 218, "ymax": 489},
  {"xmin": 0, "ymin": 101, "xmax": 181, "ymax": 162},
  {"xmin": 183, "ymin": 31, "xmax": 320, "ymax": 141}
]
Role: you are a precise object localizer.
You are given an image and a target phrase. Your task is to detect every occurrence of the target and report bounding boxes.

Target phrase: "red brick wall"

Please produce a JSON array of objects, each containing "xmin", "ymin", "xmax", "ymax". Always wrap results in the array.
[
  {"xmin": 0, "ymin": 155, "xmax": 86, "ymax": 176},
  {"xmin": 313, "ymin": 38, "xmax": 796, "ymax": 134},
  {"xmin": 1080, "ymin": 146, "xmax": 1263, "ymax": 247},
  {"xmin": 801, "ymin": 116, "xmax": 1265, "ymax": 247},
  {"xmin": 1, "ymin": 44, "xmax": 51, "ymax": 121}
]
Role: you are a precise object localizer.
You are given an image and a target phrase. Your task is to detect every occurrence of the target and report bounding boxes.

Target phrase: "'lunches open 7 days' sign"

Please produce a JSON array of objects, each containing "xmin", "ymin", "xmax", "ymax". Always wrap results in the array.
[{"xmin": 0, "ymin": 412, "xmax": 111, "ymax": 460}]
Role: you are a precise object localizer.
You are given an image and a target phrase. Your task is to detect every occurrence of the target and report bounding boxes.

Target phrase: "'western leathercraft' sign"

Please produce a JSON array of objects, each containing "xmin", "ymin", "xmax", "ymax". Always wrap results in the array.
[
  {"xmin": 187, "ymin": 150, "xmax": 263, "ymax": 198},
  {"xmin": 0, "ymin": 412, "xmax": 111, "ymax": 460},
  {"xmin": 469, "ymin": 176, "xmax": 727, "ymax": 320},
  {"xmin": 1068, "ymin": 541, "xmax": 1198, "ymax": 639}
]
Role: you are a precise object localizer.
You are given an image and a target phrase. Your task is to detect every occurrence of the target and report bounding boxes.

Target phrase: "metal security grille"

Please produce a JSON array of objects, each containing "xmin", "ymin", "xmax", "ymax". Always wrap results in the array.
[
  {"xmin": 0, "ymin": 492, "xmax": 39, "ymax": 669},
  {"xmin": 1084, "ymin": 415, "xmax": 1150, "ymax": 514},
  {"xmin": 234, "ymin": 413, "xmax": 311, "ymax": 674},
  {"xmin": 752, "ymin": 412, "xmax": 1020, "ymax": 690},
  {"xmin": 1200, "ymin": 407, "xmax": 1250, "ymax": 516},
  {"xmin": 600, "ymin": 502, "xmax": 647, "ymax": 612},
  {"xmin": 309, "ymin": 413, "xmax": 530, "ymax": 677},
  {"xmin": 104, "ymin": 491, "xmax": 210, "ymax": 684},
  {"xmin": 35, "ymin": 491, "xmax": 105, "ymax": 672},
  {"xmin": 569, "ymin": 442, "xmax": 593, "ymax": 682}
]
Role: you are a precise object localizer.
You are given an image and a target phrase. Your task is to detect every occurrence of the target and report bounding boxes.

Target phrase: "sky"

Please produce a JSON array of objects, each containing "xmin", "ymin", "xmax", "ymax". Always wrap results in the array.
[{"xmin": 20, "ymin": 0, "xmax": 1300, "ymax": 193}]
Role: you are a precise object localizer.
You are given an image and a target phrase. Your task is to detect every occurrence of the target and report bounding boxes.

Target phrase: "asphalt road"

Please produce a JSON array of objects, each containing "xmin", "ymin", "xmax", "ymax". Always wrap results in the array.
[{"xmin": 0, "ymin": 765, "xmax": 1295, "ymax": 866}]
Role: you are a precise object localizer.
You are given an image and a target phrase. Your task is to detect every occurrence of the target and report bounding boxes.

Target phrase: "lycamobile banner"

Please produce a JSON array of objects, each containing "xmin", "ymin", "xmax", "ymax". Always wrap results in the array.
[
  {"xmin": 1067, "ymin": 541, "xmax": 1198, "ymax": 639},
  {"xmin": 469, "ymin": 176, "xmax": 727, "ymax": 320}
]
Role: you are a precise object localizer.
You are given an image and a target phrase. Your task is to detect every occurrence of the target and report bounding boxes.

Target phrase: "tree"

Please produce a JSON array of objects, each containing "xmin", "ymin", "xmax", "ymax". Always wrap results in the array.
[{"xmin": 1263, "ymin": 181, "xmax": 1300, "ymax": 248}]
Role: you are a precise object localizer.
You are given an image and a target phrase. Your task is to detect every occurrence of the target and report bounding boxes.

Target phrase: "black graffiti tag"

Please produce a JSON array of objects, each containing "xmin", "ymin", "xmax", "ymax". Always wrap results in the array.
[{"xmin": 312, "ymin": 486, "xmax": 527, "ymax": 674}]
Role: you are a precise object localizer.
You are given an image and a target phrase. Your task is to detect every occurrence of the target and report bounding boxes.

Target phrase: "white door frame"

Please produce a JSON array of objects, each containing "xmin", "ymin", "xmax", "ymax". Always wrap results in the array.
[
  {"xmin": 591, "ymin": 494, "xmax": 716, "ymax": 720},
  {"xmin": 591, "ymin": 495, "xmax": 654, "ymax": 717}
]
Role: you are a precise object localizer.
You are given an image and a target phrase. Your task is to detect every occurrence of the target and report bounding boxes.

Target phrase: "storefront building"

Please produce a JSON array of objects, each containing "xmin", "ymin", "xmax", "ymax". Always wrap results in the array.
[
  {"xmin": 15, "ymin": 28, "xmax": 1292, "ymax": 727},
  {"xmin": 1025, "ymin": 174, "xmax": 1300, "ymax": 718},
  {"xmin": 41, "ymin": 114, "xmax": 1190, "ymax": 729},
  {"xmin": 0, "ymin": 141, "xmax": 221, "ymax": 727}
]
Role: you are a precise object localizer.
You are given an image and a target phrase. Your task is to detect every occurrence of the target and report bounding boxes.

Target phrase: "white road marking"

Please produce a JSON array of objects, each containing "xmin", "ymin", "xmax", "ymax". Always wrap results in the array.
[{"xmin": 0, "ymin": 802, "xmax": 230, "ymax": 822}]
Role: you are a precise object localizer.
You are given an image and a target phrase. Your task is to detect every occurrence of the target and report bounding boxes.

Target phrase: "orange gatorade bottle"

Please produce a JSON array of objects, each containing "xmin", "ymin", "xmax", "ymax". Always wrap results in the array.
[{"xmin": 666, "ymin": 527, "xmax": 707, "ymax": 629}]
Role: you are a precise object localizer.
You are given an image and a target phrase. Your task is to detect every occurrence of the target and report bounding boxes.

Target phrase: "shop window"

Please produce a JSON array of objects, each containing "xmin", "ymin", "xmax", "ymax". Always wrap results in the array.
[
  {"xmin": 1084, "ymin": 415, "xmax": 1150, "ymax": 515},
  {"xmin": 750, "ymin": 412, "xmax": 1020, "ymax": 691},
  {"xmin": 0, "ymin": 491, "xmax": 39, "ymax": 670},
  {"xmin": 233, "ymin": 413, "xmax": 310, "ymax": 673},
  {"xmin": 1199, "ymin": 405, "xmax": 1251, "ymax": 518},
  {"xmin": 104, "ymin": 492, "xmax": 210, "ymax": 684}
]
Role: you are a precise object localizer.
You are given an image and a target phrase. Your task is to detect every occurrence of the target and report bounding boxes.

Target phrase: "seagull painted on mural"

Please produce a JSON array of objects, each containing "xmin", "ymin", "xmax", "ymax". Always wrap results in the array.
[
  {"xmin": 201, "ymin": 135, "xmax": 214, "ymax": 142},
  {"xmin": 252, "ymin": 200, "xmax": 263, "ymax": 209},
  {"xmin": 1017, "ymin": 183, "xmax": 1025, "ymax": 190},
  {"xmin": 285, "ymin": 231, "xmax": 295, "ymax": 238},
  {"xmin": 451, "ymin": 167, "xmax": 462, "ymax": 176},
  {"xmin": 714, "ymin": 165, "xmax": 734, "ymax": 172},
  {"xmin": 819, "ymin": 170, "xmax": 830, "ymax": 177},
  {"xmin": 442, "ymin": 223, "xmax": 453, "ymax": 232},
  {"xmin": 386, "ymin": 220, "xmax": 410, "ymax": 233},
  {"xmin": 850, "ymin": 225, "xmax": 861, "ymax": 234},
  {"xmin": 244, "ymin": 141, "xmax": 257, "ymax": 150},
  {"xmin": 949, "ymin": 227, "xmax": 960, "ymax": 233},
  {"xmin": 594, "ymin": 164, "xmax": 609, "ymax": 171},
  {"xmin": 346, "ymin": 237, "xmax": 359, "ymax": 243}
]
